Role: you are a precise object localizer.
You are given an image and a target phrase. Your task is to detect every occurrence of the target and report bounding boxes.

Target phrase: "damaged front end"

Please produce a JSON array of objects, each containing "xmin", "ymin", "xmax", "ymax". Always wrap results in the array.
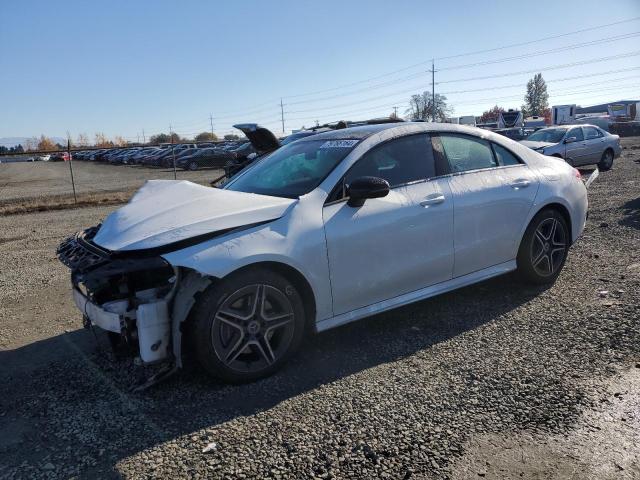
[{"xmin": 57, "ymin": 226, "xmax": 178, "ymax": 364}]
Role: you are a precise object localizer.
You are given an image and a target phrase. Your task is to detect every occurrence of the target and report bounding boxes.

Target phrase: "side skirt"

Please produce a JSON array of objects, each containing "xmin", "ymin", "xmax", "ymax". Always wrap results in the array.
[{"xmin": 316, "ymin": 260, "xmax": 517, "ymax": 332}]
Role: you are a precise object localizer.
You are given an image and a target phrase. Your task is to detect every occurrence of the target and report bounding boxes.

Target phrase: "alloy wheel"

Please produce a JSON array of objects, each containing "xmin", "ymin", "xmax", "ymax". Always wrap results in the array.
[
  {"xmin": 211, "ymin": 284, "xmax": 295, "ymax": 373},
  {"xmin": 530, "ymin": 217, "xmax": 566, "ymax": 277}
]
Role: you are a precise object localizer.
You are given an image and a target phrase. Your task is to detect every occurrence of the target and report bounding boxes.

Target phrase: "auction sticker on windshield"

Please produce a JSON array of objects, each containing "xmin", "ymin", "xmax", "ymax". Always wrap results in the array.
[{"xmin": 319, "ymin": 140, "xmax": 359, "ymax": 148}]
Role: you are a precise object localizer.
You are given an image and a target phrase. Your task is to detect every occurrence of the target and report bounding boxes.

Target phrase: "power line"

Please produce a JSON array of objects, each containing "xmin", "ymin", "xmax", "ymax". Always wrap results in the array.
[
  {"xmin": 280, "ymin": 16, "xmax": 640, "ymax": 100},
  {"xmin": 435, "ymin": 17, "xmax": 640, "ymax": 61},
  {"xmin": 275, "ymin": 36, "xmax": 640, "ymax": 108},
  {"xmin": 439, "ymin": 31, "xmax": 640, "ymax": 72},
  {"xmin": 447, "ymin": 83, "xmax": 640, "ymax": 107},
  {"xmin": 438, "ymin": 67, "xmax": 640, "ymax": 95},
  {"xmin": 435, "ymin": 51, "xmax": 640, "ymax": 84}
]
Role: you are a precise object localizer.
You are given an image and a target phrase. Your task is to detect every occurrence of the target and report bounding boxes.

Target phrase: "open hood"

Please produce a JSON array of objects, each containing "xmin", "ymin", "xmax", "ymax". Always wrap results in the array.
[
  {"xmin": 92, "ymin": 180, "xmax": 295, "ymax": 251},
  {"xmin": 233, "ymin": 123, "xmax": 280, "ymax": 153},
  {"xmin": 520, "ymin": 140, "xmax": 555, "ymax": 150}
]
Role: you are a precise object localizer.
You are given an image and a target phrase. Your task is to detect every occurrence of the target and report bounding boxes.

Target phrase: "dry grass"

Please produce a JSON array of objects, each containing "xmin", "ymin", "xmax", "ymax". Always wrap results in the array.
[{"xmin": 0, "ymin": 190, "xmax": 133, "ymax": 216}]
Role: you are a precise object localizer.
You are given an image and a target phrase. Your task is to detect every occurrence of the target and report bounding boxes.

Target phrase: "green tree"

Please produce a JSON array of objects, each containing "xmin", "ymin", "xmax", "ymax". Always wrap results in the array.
[
  {"xmin": 149, "ymin": 133, "xmax": 182, "ymax": 144},
  {"xmin": 195, "ymin": 132, "xmax": 218, "ymax": 142},
  {"xmin": 405, "ymin": 92, "xmax": 452, "ymax": 122},
  {"xmin": 522, "ymin": 73, "xmax": 549, "ymax": 117},
  {"xmin": 223, "ymin": 134, "xmax": 240, "ymax": 140},
  {"xmin": 149, "ymin": 133, "xmax": 170, "ymax": 144}
]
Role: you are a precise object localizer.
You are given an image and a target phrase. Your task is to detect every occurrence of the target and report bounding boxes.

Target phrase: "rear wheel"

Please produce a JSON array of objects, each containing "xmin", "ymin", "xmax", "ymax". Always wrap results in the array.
[
  {"xmin": 192, "ymin": 269, "xmax": 306, "ymax": 383},
  {"xmin": 517, "ymin": 209, "xmax": 569, "ymax": 284},
  {"xmin": 597, "ymin": 149, "xmax": 614, "ymax": 171},
  {"xmin": 188, "ymin": 161, "xmax": 198, "ymax": 171}
]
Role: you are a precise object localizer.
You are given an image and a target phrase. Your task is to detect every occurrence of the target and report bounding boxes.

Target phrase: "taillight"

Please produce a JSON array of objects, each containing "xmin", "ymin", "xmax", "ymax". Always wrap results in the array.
[{"xmin": 573, "ymin": 168, "xmax": 582, "ymax": 180}]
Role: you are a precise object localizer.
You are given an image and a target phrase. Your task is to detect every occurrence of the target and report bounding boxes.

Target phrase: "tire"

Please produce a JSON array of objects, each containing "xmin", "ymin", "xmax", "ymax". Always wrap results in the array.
[
  {"xmin": 188, "ymin": 161, "xmax": 198, "ymax": 171},
  {"xmin": 597, "ymin": 149, "xmax": 614, "ymax": 171},
  {"xmin": 191, "ymin": 268, "xmax": 306, "ymax": 383},
  {"xmin": 517, "ymin": 209, "xmax": 569, "ymax": 285}
]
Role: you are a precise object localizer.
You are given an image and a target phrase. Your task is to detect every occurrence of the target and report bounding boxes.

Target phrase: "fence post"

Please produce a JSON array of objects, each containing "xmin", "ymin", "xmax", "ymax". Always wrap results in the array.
[
  {"xmin": 170, "ymin": 126, "xmax": 177, "ymax": 180},
  {"xmin": 67, "ymin": 139, "xmax": 77, "ymax": 203}
]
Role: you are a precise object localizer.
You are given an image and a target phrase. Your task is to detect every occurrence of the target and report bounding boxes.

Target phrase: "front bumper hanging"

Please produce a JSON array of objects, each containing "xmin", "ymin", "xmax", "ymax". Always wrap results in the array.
[{"xmin": 57, "ymin": 227, "xmax": 177, "ymax": 364}]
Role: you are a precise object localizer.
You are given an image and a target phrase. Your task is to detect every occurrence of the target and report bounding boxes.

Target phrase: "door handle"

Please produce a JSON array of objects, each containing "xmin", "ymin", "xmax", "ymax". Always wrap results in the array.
[
  {"xmin": 419, "ymin": 194, "xmax": 445, "ymax": 207},
  {"xmin": 510, "ymin": 179, "xmax": 530, "ymax": 189}
]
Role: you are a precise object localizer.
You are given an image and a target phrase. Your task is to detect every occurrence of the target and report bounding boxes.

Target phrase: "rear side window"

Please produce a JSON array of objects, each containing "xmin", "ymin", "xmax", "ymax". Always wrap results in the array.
[
  {"xmin": 584, "ymin": 126, "xmax": 603, "ymax": 139},
  {"xmin": 439, "ymin": 134, "xmax": 497, "ymax": 173},
  {"xmin": 345, "ymin": 134, "xmax": 434, "ymax": 187},
  {"xmin": 491, "ymin": 143, "xmax": 521, "ymax": 166}
]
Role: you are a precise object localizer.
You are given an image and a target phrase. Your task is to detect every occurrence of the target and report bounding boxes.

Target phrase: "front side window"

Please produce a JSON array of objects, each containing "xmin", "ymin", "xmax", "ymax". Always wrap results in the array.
[
  {"xmin": 344, "ymin": 134, "xmax": 434, "ymax": 188},
  {"xmin": 225, "ymin": 139, "xmax": 357, "ymax": 198},
  {"xmin": 583, "ymin": 126, "xmax": 602, "ymax": 139},
  {"xmin": 567, "ymin": 128, "xmax": 584, "ymax": 142},
  {"xmin": 439, "ymin": 134, "xmax": 497, "ymax": 173}
]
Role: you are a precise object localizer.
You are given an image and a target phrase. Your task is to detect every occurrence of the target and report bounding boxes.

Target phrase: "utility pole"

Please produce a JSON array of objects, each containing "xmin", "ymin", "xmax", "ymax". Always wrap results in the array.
[
  {"xmin": 142, "ymin": 129, "xmax": 146, "ymax": 144},
  {"xmin": 66, "ymin": 134, "xmax": 77, "ymax": 204},
  {"xmin": 429, "ymin": 59, "xmax": 436, "ymax": 122},
  {"xmin": 393, "ymin": 106, "xmax": 399, "ymax": 118},
  {"xmin": 280, "ymin": 98, "xmax": 285, "ymax": 134},
  {"xmin": 209, "ymin": 113, "xmax": 215, "ymax": 139}
]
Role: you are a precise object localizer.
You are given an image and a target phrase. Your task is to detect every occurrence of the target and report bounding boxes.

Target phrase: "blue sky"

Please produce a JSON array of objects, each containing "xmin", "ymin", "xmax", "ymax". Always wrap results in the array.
[{"xmin": 1, "ymin": 0, "xmax": 639, "ymax": 142}]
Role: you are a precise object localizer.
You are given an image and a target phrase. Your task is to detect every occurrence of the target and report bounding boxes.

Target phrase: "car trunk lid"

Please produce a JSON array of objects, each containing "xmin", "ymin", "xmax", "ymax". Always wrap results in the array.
[{"xmin": 233, "ymin": 124, "xmax": 280, "ymax": 153}]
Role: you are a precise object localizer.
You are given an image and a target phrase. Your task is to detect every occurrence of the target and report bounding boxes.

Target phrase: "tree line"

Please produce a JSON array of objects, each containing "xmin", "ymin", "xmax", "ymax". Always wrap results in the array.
[{"xmin": 404, "ymin": 73, "xmax": 550, "ymax": 123}]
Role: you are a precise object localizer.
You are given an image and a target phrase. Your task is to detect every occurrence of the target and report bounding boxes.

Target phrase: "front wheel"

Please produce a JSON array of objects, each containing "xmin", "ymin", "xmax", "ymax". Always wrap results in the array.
[
  {"xmin": 188, "ymin": 161, "xmax": 198, "ymax": 171},
  {"xmin": 597, "ymin": 149, "xmax": 614, "ymax": 171},
  {"xmin": 191, "ymin": 269, "xmax": 306, "ymax": 383},
  {"xmin": 517, "ymin": 209, "xmax": 569, "ymax": 284}
]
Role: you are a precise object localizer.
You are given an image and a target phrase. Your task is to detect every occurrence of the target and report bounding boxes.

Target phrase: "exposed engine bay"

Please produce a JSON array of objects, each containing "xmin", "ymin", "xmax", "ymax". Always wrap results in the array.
[{"xmin": 58, "ymin": 226, "xmax": 178, "ymax": 364}]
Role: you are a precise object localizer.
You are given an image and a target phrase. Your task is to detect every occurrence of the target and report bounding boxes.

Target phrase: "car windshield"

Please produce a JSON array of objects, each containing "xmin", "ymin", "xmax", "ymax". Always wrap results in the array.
[
  {"xmin": 281, "ymin": 131, "xmax": 316, "ymax": 145},
  {"xmin": 225, "ymin": 139, "xmax": 358, "ymax": 198},
  {"xmin": 527, "ymin": 128, "xmax": 567, "ymax": 143}
]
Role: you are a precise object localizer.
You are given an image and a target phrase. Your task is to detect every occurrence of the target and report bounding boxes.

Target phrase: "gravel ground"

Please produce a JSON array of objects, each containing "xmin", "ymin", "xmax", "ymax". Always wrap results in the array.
[
  {"xmin": 0, "ymin": 138, "xmax": 639, "ymax": 479},
  {"xmin": 0, "ymin": 161, "xmax": 224, "ymax": 204}
]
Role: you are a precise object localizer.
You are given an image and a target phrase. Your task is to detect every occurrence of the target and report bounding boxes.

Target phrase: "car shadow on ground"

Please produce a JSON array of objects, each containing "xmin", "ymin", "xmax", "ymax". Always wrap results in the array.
[
  {"xmin": 0, "ymin": 273, "xmax": 550, "ymax": 476},
  {"xmin": 620, "ymin": 197, "xmax": 640, "ymax": 230}
]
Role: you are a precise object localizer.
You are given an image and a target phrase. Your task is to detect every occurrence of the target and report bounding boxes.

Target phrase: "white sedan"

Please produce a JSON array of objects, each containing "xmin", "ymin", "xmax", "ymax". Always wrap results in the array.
[{"xmin": 58, "ymin": 123, "xmax": 589, "ymax": 383}]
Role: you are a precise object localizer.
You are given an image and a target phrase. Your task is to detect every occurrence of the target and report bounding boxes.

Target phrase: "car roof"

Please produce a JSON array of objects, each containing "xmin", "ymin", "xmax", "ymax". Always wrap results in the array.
[
  {"xmin": 298, "ymin": 122, "xmax": 407, "ymax": 141},
  {"xmin": 297, "ymin": 121, "xmax": 513, "ymax": 142}
]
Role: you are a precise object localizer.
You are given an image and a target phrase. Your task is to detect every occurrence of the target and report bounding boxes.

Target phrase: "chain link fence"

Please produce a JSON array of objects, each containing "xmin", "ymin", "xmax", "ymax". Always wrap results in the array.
[{"xmin": 0, "ymin": 142, "xmax": 249, "ymax": 215}]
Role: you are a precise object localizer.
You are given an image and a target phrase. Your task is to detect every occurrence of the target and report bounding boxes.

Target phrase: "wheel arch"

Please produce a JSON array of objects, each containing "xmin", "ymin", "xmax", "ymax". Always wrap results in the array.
[
  {"xmin": 228, "ymin": 261, "xmax": 318, "ymax": 334},
  {"xmin": 525, "ymin": 202, "xmax": 573, "ymax": 244},
  {"xmin": 602, "ymin": 147, "xmax": 614, "ymax": 159}
]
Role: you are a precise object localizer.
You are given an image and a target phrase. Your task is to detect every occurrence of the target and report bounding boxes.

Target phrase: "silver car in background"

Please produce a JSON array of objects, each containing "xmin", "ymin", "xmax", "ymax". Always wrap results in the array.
[{"xmin": 520, "ymin": 124, "xmax": 622, "ymax": 170}]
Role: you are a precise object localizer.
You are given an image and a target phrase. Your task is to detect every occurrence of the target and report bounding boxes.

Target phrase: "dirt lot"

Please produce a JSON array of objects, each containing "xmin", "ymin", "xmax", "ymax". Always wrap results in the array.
[
  {"xmin": 0, "ymin": 160, "xmax": 224, "ymax": 205},
  {"xmin": 0, "ymin": 139, "xmax": 639, "ymax": 479}
]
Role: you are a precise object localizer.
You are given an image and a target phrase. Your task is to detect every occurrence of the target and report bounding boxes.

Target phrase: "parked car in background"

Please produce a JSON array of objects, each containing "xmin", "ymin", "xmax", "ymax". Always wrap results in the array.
[
  {"xmin": 178, "ymin": 144, "xmax": 256, "ymax": 170},
  {"xmin": 58, "ymin": 122, "xmax": 591, "ymax": 383},
  {"xmin": 36, "ymin": 153, "xmax": 51, "ymax": 161},
  {"xmin": 50, "ymin": 152, "xmax": 71, "ymax": 161},
  {"xmin": 519, "ymin": 124, "xmax": 621, "ymax": 170}
]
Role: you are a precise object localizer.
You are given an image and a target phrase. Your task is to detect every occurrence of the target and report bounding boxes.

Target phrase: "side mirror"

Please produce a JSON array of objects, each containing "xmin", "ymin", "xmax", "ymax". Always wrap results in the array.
[
  {"xmin": 347, "ymin": 176, "xmax": 390, "ymax": 207},
  {"xmin": 564, "ymin": 136, "xmax": 577, "ymax": 144}
]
